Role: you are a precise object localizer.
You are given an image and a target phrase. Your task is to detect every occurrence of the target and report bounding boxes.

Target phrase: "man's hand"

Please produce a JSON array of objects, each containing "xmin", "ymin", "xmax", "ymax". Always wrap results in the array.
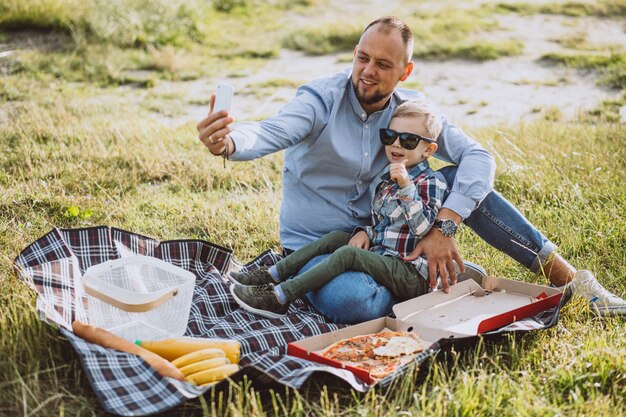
[
  {"xmin": 196, "ymin": 94, "xmax": 234, "ymax": 157},
  {"xmin": 403, "ymin": 209, "xmax": 465, "ymax": 293},
  {"xmin": 389, "ymin": 160, "xmax": 410, "ymax": 188},
  {"xmin": 348, "ymin": 231, "xmax": 370, "ymax": 250}
]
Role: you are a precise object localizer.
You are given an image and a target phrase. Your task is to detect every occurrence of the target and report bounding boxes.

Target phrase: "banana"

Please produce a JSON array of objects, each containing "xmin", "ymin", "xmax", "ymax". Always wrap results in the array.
[
  {"xmin": 171, "ymin": 347, "xmax": 226, "ymax": 368},
  {"xmin": 178, "ymin": 357, "xmax": 230, "ymax": 377},
  {"xmin": 185, "ymin": 364, "xmax": 240, "ymax": 385},
  {"xmin": 137, "ymin": 337, "xmax": 241, "ymax": 363}
]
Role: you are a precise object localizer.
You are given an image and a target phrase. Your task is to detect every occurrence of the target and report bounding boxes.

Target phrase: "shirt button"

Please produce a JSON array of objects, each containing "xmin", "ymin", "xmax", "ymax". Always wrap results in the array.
[
  {"xmin": 348, "ymin": 202, "xmax": 353, "ymax": 205},
  {"xmin": 365, "ymin": 124, "xmax": 369, "ymax": 129},
  {"xmin": 362, "ymin": 113, "xmax": 366, "ymax": 118},
  {"xmin": 358, "ymin": 180, "xmax": 362, "ymax": 185},
  {"xmin": 364, "ymin": 152, "xmax": 369, "ymax": 157}
]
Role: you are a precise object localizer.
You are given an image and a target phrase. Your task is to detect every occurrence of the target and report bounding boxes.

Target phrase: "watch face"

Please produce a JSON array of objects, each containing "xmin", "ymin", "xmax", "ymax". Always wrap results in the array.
[{"xmin": 438, "ymin": 219, "xmax": 457, "ymax": 236}]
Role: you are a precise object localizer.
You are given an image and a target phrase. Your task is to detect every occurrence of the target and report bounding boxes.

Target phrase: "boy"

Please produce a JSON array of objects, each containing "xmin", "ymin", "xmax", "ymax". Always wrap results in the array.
[{"xmin": 229, "ymin": 101, "xmax": 484, "ymax": 319}]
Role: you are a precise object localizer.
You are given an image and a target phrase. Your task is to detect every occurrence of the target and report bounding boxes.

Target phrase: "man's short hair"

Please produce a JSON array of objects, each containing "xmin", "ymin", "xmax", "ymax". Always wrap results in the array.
[
  {"xmin": 362, "ymin": 16, "xmax": 414, "ymax": 63},
  {"xmin": 392, "ymin": 100, "xmax": 443, "ymax": 141}
]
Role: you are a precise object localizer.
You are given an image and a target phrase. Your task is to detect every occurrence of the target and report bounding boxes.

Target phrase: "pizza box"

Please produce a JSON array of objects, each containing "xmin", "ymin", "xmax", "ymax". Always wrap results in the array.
[
  {"xmin": 393, "ymin": 276, "xmax": 562, "ymax": 336},
  {"xmin": 287, "ymin": 316, "xmax": 425, "ymax": 385},
  {"xmin": 288, "ymin": 276, "xmax": 562, "ymax": 385}
]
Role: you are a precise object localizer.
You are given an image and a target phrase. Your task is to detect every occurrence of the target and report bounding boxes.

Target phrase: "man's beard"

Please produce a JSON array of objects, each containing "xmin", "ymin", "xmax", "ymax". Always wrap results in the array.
[{"xmin": 352, "ymin": 79, "xmax": 388, "ymax": 106}]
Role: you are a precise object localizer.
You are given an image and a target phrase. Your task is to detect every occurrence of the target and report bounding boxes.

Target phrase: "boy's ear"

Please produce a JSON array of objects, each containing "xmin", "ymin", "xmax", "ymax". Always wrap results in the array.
[{"xmin": 424, "ymin": 143, "xmax": 438, "ymax": 157}]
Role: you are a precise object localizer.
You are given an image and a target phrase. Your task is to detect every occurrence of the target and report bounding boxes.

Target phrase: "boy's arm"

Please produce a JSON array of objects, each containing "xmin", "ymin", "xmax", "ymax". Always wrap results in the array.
[
  {"xmin": 348, "ymin": 229, "xmax": 371, "ymax": 250},
  {"xmin": 394, "ymin": 174, "xmax": 448, "ymax": 239}
]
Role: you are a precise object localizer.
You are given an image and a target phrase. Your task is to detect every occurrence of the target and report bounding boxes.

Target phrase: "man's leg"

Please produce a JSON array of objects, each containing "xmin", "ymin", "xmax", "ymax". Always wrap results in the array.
[
  {"xmin": 438, "ymin": 165, "xmax": 626, "ymax": 316},
  {"xmin": 297, "ymin": 254, "xmax": 397, "ymax": 324}
]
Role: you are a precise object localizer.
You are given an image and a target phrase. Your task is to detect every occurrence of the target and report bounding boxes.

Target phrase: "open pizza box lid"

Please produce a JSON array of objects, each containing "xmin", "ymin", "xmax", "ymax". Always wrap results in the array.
[
  {"xmin": 288, "ymin": 276, "xmax": 563, "ymax": 385},
  {"xmin": 392, "ymin": 276, "xmax": 562, "ymax": 336}
]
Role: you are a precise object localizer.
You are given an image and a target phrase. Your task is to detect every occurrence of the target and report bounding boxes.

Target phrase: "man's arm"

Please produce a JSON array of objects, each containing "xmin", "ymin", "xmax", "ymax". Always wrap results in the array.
[
  {"xmin": 404, "ymin": 118, "xmax": 496, "ymax": 292},
  {"xmin": 435, "ymin": 118, "xmax": 496, "ymax": 218},
  {"xmin": 197, "ymin": 83, "xmax": 330, "ymax": 161}
]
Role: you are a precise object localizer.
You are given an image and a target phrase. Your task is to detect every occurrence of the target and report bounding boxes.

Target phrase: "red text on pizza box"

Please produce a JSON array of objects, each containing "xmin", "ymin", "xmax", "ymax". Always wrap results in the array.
[{"xmin": 288, "ymin": 277, "xmax": 562, "ymax": 385}]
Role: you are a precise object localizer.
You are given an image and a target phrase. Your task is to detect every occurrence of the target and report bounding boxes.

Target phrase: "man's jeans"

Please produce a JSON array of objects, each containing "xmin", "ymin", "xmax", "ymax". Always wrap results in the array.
[{"xmin": 298, "ymin": 165, "xmax": 556, "ymax": 324}]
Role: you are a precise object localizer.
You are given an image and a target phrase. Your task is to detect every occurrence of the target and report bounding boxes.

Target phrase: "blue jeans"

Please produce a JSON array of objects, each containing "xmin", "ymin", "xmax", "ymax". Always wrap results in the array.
[{"xmin": 296, "ymin": 165, "xmax": 556, "ymax": 324}]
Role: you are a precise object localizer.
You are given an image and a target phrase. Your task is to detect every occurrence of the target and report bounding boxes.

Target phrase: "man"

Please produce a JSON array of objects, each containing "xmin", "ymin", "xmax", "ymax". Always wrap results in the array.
[{"xmin": 197, "ymin": 16, "xmax": 626, "ymax": 323}]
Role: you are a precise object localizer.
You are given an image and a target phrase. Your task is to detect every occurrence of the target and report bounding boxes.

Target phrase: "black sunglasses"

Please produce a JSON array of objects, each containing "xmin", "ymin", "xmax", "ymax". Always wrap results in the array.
[{"xmin": 379, "ymin": 128, "xmax": 436, "ymax": 150}]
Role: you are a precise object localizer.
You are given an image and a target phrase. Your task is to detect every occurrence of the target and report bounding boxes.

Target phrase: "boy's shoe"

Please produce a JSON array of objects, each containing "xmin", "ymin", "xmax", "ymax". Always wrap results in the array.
[
  {"xmin": 230, "ymin": 283, "xmax": 289, "ymax": 319},
  {"xmin": 455, "ymin": 260, "xmax": 487, "ymax": 285},
  {"xmin": 228, "ymin": 267, "xmax": 277, "ymax": 286},
  {"xmin": 567, "ymin": 270, "xmax": 626, "ymax": 316}
]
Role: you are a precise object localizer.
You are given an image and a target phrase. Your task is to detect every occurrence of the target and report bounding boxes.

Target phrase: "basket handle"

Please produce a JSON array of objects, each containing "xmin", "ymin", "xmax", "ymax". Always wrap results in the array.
[{"xmin": 84, "ymin": 284, "xmax": 180, "ymax": 313}]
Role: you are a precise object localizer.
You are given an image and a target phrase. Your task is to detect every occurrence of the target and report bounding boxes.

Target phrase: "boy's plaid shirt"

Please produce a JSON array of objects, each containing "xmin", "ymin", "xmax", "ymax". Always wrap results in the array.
[{"xmin": 358, "ymin": 160, "xmax": 448, "ymax": 268}]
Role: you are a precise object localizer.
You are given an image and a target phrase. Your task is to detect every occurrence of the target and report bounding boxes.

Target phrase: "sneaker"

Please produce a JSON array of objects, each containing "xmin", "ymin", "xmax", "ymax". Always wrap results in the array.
[
  {"xmin": 455, "ymin": 260, "xmax": 487, "ymax": 285},
  {"xmin": 228, "ymin": 267, "xmax": 277, "ymax": 286},
  {"xmin": 230, "ymin": 283, "xmax": 289, "ymax": 319},
  {"xmin": 567, "ymin": 270, "xmax": 626, "ymax": 316},
  {"xmin": 436, "ymin": 260, "xmax": 487, "ymax": 290}
]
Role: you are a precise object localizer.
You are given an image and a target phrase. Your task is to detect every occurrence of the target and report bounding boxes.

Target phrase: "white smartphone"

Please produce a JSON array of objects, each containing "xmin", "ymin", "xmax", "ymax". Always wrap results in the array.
[{"xmin": 213, "ymin": 83, "xmax": 234, "ymax": 113}]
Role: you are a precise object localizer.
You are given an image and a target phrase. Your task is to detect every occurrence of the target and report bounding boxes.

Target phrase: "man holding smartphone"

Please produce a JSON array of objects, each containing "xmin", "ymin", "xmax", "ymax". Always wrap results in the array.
[{"xmin": 197, "ymin": 16, "xmax": 626, "ymax": 323}]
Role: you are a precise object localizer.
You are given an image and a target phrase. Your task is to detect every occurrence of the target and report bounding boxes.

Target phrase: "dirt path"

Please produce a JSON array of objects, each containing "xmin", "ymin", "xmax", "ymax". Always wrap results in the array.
[{"xmin": 158, "ymin": 11, "xmax": 624, "ymax": 129}]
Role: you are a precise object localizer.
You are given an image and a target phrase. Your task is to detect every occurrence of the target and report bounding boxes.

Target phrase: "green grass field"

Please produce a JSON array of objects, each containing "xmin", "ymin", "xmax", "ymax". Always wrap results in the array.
[{"xmin": 1, "ymin": 0, "xmax": 625, "ymax": 416}]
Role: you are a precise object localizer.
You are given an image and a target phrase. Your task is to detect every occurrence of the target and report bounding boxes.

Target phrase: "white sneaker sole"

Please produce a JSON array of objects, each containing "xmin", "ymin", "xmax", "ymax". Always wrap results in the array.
[
  {"xmin": 590, "ymin": 303, "xmax": 626, "ymax": 317},
  {"xmin": 229, "ymin": 284, "xmax": 288, "ymax": 319},
  {"xmin": 456, "ymin": 260, "xmax": 487, "ymax": 284}
]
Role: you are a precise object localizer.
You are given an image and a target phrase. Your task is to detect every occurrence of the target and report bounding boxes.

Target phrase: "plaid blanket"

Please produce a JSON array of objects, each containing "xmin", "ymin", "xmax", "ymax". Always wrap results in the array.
[{"xmin": 14, "ymin": 226, "xmax": 566, "ymax": 416}]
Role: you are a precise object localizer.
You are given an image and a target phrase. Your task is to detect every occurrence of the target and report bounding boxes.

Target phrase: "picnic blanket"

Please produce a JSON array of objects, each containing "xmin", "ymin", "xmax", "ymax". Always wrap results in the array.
[{"xmin": 13, "ymin": 226, "xmax": 569, "ymax": 416}]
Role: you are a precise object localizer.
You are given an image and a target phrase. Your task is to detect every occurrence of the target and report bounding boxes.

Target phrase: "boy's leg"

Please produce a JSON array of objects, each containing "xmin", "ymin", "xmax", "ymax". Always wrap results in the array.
[
  {"xmin": 280, "ymin": 246, "xmax": 428, "ymax": 302},
  {"xmin": 275, "ymin": 230, "xmax": 351, "ymax": 280},
  {"xmin": 230, "ymin": 230, "xmax": 352, "ymax": 286},
  {"xmin": 303, "ymin": 256, "xmax": 396, "ymax": 324}
]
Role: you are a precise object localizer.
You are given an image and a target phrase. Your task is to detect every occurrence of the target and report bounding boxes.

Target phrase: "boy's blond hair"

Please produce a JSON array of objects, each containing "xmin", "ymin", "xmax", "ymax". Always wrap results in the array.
[{"xmin": 392, "ymin": 101, "xmax": 443, "ymax": 140}]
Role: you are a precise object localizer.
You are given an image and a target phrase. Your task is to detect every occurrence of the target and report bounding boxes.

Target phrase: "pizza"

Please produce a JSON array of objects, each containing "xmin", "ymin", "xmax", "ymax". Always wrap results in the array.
[{"xmin": 320, "ymin": 331, "xmax": 423, "ymax": 380}]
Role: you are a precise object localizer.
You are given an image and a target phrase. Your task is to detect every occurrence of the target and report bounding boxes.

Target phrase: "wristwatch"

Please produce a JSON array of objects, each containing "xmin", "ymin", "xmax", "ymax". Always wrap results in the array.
[{"xmin": 434, "ymin": 219, "xmax": 458, "ymax": 237}]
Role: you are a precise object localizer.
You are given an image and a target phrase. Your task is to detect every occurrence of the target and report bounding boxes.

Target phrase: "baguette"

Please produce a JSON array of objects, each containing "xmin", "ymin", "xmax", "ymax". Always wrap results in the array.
[{"xmin": 72, "ymin": 321, "xmax": 184, "ymax": 381}]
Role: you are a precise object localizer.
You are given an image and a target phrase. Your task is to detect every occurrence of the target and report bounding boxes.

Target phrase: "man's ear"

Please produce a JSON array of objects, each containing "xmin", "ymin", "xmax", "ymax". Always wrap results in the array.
[
  {"xmin": 400, "ymin": 61, "xmax": 414, "ymax": 82},
  {"xmin": 354, "ymin": 45, "xmax": 358, "ymax": 57}
]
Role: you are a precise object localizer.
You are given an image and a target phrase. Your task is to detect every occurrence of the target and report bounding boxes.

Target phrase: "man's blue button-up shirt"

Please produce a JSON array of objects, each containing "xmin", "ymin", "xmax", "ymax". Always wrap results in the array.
[{"xmin": 229, "ymin": 69, "xmax": 495, "ymax": 250}]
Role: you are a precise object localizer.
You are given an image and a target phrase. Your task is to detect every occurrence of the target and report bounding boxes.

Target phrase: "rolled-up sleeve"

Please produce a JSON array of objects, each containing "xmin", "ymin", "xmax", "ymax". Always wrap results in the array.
[{"xmin": 435, "ymin": 118, "xmax": 496, "ymax": 219}]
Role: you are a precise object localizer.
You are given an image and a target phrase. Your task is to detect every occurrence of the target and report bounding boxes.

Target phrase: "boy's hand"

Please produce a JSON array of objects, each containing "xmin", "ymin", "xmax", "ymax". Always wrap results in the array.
[
  {"xmin": 389, "ymin": 160, "xmax": 410, "ymax": 188},
  {"xmin": 348, "ymin": 231, "xmax": 370, "ymax": 250}
]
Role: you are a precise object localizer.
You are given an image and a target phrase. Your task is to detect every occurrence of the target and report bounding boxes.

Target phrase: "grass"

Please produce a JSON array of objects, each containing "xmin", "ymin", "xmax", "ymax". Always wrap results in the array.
[
  {"xmin": 0, "ymin": 0, "xmax": 300, "ymax": 86},
  {"xmin": 1, "ymin": 1, "xmax": 626, "ymax": 416},
  {"xmin": 540, "ymin": 52, "xmax": 626, "ymax": 90},
  {"xmin": 540, "ymin": 51, "xmax": 626, "ymax": 122},
  {"xmin": 282, "ymin": 7, "xmax": 524, "ymax": 61},
  {"xmin": 490, "ymin": 0, "xmax": 626, "ymax": 17}
]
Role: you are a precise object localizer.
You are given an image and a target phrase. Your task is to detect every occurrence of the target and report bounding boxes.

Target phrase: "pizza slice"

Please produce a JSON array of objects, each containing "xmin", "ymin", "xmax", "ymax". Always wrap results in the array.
[{"xmin": 321, "ymin": 331, "xmax": 423, "ymax": 381}]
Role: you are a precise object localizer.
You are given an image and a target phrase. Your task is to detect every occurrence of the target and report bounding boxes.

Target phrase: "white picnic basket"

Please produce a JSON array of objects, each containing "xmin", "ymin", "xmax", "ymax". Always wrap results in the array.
[{"xmin": 82, "ymin": 255, "xmax": 195, "ymax": 341}]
